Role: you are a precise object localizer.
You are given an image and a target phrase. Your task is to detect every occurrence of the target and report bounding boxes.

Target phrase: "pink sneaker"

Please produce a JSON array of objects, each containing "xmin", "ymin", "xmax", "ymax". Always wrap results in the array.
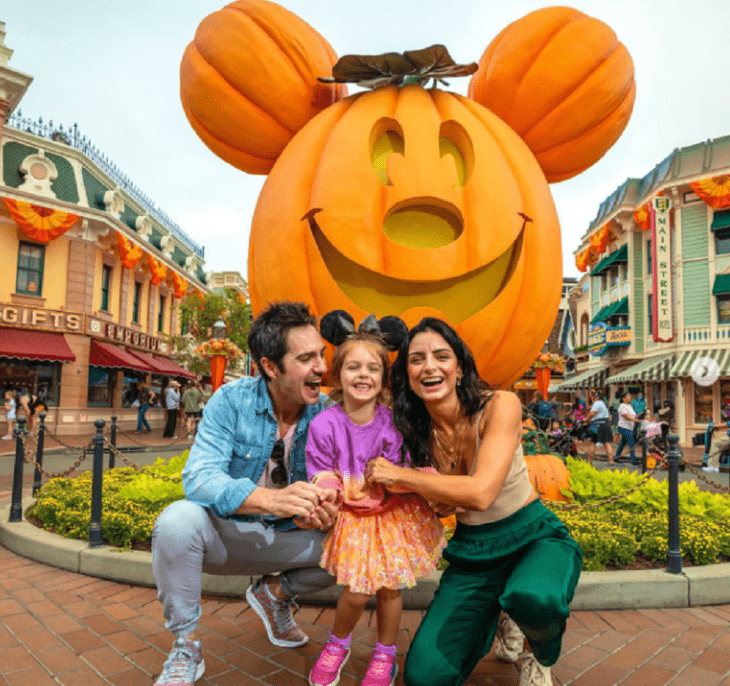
[
  {"xmin": 361, "ymin": 650, "xmax": 397, "ymax": 686},
  {"xmin": 309, "ymin": 640, "xmax": 350, "ymax": 686}
]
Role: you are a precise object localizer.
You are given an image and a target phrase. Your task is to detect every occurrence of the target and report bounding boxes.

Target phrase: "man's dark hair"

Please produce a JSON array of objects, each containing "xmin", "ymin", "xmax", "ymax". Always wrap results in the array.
[{"xmin": 248, "ymin": 302, "xmax": 317, "ymax": 382}]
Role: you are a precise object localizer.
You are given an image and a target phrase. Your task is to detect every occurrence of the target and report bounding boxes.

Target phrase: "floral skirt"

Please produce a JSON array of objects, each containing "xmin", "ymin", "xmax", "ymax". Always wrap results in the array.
[{"xmin": 320, "ymin": 494, "xmax": 446, "ymax": 595}]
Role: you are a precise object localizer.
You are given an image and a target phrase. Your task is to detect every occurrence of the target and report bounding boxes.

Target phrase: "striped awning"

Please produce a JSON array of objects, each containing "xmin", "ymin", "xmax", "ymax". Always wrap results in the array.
[
  {"xmin": 671, "ymin": 348, "xmax": 730, "ymax": 378},
  {"xmin": 556, "ymin": 365, "xmax": 609, "ymax": 390},
  {"xmin": 605, "ymin": 353, "xmax": 675, "ymax": 385}
]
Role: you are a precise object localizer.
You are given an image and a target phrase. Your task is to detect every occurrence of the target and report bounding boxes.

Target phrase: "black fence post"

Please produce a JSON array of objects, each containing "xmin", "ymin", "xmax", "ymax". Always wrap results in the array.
[
  {"xmin": 9, "ymin": 417, "xmax": 27, "ymax": 522},
  {"xmin": 666, "ymin": 434, "xmax": 682, "ymax": 574},
  {"xmin": 88, "ymin": 420, "xmax": 105, "ymax": 547},
  {"xmin": 32, "ymin": 413, "xmax": 46, "ymax": 497},
  {"xmin": 109, "ymin": 415, "xmax": 117, "ymax": 469}
]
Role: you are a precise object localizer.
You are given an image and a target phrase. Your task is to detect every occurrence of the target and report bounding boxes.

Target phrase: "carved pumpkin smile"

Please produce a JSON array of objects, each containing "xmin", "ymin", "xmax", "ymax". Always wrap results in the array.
[{"xmin": 305, "ymin": 207, "xmax": 525, "ymax": 324}]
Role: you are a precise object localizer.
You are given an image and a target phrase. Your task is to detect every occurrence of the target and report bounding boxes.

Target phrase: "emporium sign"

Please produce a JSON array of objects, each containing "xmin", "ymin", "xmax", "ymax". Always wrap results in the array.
[
  {"xmin": 651, "ymin": 196, "xmax": 674, "ymax": 342},
  {"xmin": 589, "ymin": 322, "xmax": 632, "ymax": 357},
  {"xmin": 87, "ymin": 318, "xmax": 167, "ymax": 353}
]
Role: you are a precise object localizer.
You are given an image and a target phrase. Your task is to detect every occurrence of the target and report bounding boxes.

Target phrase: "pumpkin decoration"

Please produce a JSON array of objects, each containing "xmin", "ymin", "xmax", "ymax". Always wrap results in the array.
[
  {"xmin": 180, "ymin": 0, "xmax": 347, "ymax": 174},
  {"xmin": 181, "ymin": 4, "xmax": 635, "ymax": 388},
  {"xmin": 468, "ymin": 7, "xmax": 635, "ymax": 182},
  {"xmin": 524, "ymin": 453, "xmax": 571, "ymax": 502}
]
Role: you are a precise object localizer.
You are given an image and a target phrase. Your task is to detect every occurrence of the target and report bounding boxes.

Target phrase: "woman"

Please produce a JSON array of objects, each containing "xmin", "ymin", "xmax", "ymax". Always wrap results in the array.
[
  {"xmin": 135, "ymin": 382, "xmax": 154, "ymax": 434},
  {"xmin": 527, "ymin": 389, "xmax": 550, "ymax": 432},
  {"xmin": 366, "ymin": 318, "xmax": 582, "ymax": 686},
  {"xmin": 615, "ymin": 390, "xmax": 641, "ymax": 465}
]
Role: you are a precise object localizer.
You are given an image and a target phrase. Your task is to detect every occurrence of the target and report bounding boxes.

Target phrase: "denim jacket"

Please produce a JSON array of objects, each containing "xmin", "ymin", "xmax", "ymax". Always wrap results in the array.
[{"xmin": 181, "ymin": 375, "xmax": 328, "ymax": 524}]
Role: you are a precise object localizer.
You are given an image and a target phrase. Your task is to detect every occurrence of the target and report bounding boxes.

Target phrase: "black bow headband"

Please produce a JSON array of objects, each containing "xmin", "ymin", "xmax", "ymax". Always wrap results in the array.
[{"xmin": 319, "ymin": 310, "xmax": 408, "ymax": 352}]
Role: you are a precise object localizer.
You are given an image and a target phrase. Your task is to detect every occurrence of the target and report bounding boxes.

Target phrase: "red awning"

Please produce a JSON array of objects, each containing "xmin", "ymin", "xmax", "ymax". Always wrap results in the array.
[
  {"xmin": 126, "ymin": 349, "xmax": 196, "ymax": 379},
  {"xmin": 89, "ymin": 340, "xmax": 153, "ymax": 373},
  {"xmin": 0, "ymin": 329, "xmax": 75, "ymax": 362}
]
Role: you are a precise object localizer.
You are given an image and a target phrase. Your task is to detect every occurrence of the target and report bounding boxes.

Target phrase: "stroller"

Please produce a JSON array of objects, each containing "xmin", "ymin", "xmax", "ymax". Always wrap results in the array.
[
  {"xmin": 548, "ymin": 425, "xmax": 576, "ymax": 457},
  {"xmin": 638, "ymin": 420, "xmax": 684, "ymax": 471}
]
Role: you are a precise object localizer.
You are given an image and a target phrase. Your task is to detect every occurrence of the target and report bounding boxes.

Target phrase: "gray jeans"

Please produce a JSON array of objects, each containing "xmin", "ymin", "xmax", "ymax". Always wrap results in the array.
[{"xmin": 152, "ymin": 499, "xmax": 335, "ymax": 637}]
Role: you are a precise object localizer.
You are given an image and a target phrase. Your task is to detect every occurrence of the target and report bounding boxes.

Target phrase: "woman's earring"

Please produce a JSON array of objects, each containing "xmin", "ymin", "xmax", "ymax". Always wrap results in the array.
[{"xmin": 457, "ymin": 376, "xmax": 463, "ymax": 386}]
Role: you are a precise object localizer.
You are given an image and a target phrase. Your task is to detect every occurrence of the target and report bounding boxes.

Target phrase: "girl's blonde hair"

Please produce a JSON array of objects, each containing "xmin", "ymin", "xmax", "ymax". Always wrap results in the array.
[{"xmin": 329, "ymin": 333, "xmax": 391, "ymax": 406}]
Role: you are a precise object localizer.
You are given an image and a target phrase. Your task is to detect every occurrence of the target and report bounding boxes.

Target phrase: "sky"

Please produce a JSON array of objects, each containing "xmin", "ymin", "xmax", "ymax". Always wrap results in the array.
[{"xmin": 3, "ymin": 0, "xmax": 729, "ymax": 281}]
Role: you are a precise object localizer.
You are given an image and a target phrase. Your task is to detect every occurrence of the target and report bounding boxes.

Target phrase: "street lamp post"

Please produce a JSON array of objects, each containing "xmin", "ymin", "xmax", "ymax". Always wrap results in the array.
[{"xmin": 210, "ymin": 319, "xmax": 227, "ymax": 392}]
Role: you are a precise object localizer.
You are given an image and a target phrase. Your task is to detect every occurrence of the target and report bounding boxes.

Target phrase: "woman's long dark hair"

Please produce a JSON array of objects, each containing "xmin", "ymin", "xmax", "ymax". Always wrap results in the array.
[{"xmin": 391, "ymin": 318, "xmax": 491, "ymax": 467}]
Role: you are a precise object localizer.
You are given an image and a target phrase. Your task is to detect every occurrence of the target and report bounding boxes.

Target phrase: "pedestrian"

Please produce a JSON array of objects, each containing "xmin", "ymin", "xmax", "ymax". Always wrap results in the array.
[
  {"xmin": 584, "ymin": 391, "xmax": 615, "ymax": 466},
  {"xmin": 367, "ymin": 317, "xmax": 583, "ymax": 686},
  {"xmin": 163, "ymin": 381, "xmax": 180, "ymax": 439},
  {"xmin": 181, "ymin": 381, "xmax": 203, "ymax": 439},
  {"xmin": 150, "ymin": 302, "xmax": 338, "ymax": 686},
  {"xmin": 614, "ymin": 391, "xmax": 642, "ymax": 465},
  {"xmin": 631, "ymin": 391, "xmax": 646, "ymax": 441},
  {"xmin": 528, "ymin": 390, "xmax": 551, "ymax": 432},
  {"xmin": 3, "ymin": 389, "xmax": 16, "ymax": 439},
  {"xmin": 135, "ymin": 382, "xmax": 154, "ymax": 434},
  {"xmin": 306, "ymin": 327, "xmax": 445, "ymax": 686}
]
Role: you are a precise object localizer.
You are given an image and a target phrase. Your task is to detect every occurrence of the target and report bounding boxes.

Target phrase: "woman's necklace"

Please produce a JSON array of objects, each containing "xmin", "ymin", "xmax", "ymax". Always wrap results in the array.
[{"xmin": 431, "ymin": 411, "xmax": 468, "ymax": 475}]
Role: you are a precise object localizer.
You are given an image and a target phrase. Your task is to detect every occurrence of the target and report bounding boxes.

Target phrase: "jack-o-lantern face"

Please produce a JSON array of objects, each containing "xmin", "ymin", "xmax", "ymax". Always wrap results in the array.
[
  {"xmin": 182, "ymin": 3, "xmax": 634, "ymax": 388},
  {"xmin": 249, "ymin": 85, "xmax": 562, "ymax": 387}
]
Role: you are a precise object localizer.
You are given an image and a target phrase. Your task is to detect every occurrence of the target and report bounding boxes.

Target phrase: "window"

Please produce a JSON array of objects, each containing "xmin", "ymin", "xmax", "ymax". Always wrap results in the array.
[
  {"xmin": 88, "ymin": 366, "xmax": 114, "ymax": 407},
  {"xmin": 694, "ymin": 384, "xmax": 713, "ymax": 424},
  {"xmin": 158, "ymin": 294, "xmax": 165, "ymax": 332},
  {"xmin": 646, "ymin": 239, "xmax": 652, "ymax": 276},
  {"xmin": 132, "ymin": 281, "xmax": 142, "ymax": 323},
  {"xmin": 101, "ymin": 264, "xmax": 112, "ymax": 311},
  {"xmin": 612, "ymin": 269, "xmax": 619, "ymax": 288},
  {"xmin": 719, "ymin": 295, "xmax": 730, "ymax": 324},
  {"xmin": 715, "ymin": 228, "xmax": 730, "ymax": 256},
  {"xmin": 647, "ymin": 293, "xmax": 653, "ymax": 336},
  {"xmin": 16, "ymin": 242, "xmax": 44, "ymax": 295}
]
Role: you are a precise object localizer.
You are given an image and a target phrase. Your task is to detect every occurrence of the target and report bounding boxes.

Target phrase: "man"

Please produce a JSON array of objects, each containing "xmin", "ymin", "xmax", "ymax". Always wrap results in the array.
[
  {"xmin": 152, "ymin": 302, "xmax": 338, "ymax": 686},
  {"xmin": 631, "ymin": 392, "xmax": 646, "ymax": 441},
  {"xmin": 181, "ymin": 380, "xmax": 203, "ymax": 439},
  {"xmin": 704, "ymin": 424, "xmax": 730, "ymax": 473},
  {"xmin": 162, "ymin": 380, "xmax": 180, "ymax": 439},
  {"xmin": 584, "ymin": 390, "xmax": 615, "ymax": 466}
]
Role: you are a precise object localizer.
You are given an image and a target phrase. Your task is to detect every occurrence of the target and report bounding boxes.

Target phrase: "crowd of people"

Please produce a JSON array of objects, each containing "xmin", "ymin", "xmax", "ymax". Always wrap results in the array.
[
  {"xmin": 131, "ymin": 379, "xmax": 206, "ymax": 439},
  {"xmin": 3, "ymin": 386, "xmax": 49, "ymax": 439}
]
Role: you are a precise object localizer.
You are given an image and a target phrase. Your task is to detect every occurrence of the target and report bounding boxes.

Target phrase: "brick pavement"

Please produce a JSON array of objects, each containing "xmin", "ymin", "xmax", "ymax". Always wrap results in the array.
[{"xmin": 1, "ymin": 545, "xmax": 730, "ymax": 685}]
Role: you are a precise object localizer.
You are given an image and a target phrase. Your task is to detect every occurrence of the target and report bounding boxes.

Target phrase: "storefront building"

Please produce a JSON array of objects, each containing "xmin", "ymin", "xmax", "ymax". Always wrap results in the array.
[
  {"xmin": 563, "ymin": 134, "xmax": 730, "ymax": 444},
  {"xmin": 0, "ymin": 26, "xmax": 209, "ymax": 435}
]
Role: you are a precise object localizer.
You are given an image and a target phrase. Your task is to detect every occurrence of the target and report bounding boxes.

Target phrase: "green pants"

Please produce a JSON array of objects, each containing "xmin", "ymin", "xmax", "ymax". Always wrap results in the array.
[{"xmin": 404, "ymin": 499, "xmax": 582, "ymax": 686}]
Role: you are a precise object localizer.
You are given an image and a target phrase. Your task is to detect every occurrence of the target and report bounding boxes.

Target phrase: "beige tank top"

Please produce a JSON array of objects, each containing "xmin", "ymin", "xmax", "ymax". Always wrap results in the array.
[{"xmin": 457, "ymin": 410, "xmax": 535, "ymax": 525}]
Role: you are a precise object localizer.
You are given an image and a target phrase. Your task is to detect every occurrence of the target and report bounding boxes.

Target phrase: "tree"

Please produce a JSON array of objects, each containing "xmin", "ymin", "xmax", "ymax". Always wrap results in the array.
[{"xmin": 170, "ymin": 289, "xmax": 252, "ymax": 376}]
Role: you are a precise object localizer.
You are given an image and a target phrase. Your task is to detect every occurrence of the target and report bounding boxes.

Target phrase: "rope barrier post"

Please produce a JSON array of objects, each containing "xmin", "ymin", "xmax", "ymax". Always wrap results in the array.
[
  {"xmin": 109, "ymin": 415, "xmax": 117, "ymax": 469},
  {"xmin": 641, "ymin": 434, "xmax": 647, "ymax": 475},
  {"xmin": 9, "ymin": 417, "xmax": 28, "ymax": 522},
  {"xmin": 32, "ymin": 413, "xmax": 47, "ymax": 497},
  {"xmin": 88, "ymin": 420, "xmax": 105, "ymax": 547},
  {"xmin": 666, "ymin": 434, "xmax": 682, "ymax": 574}
]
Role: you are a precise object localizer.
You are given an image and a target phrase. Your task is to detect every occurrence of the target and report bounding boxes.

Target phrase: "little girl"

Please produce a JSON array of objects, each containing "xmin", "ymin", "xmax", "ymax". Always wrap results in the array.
[
  {"xmin": 4, "ymin": 389, "xmax": 16, "ymax": 440},
  {"xmin": 306, "ymin": 330, "xmax": 445, "ymax": 686}
]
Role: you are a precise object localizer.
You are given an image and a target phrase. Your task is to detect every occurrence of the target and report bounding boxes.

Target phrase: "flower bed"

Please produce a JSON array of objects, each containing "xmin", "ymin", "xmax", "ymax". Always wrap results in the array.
[{"xmin": 27, "ymin": 455, "xmax": 730, "ymax": 571}]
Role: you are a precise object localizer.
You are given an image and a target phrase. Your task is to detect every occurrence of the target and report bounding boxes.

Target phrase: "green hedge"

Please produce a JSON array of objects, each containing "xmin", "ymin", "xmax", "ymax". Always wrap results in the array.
[{"xmin": 28, "ymin": 454, "xmax": 730, "ymax": 571}]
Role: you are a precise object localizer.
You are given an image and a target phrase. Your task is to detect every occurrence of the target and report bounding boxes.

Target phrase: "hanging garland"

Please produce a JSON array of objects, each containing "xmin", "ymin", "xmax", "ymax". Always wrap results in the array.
[
  {"xmin": 171, "ymin": 271, "xmax": 188, "ymax": 299},
  {"xmin": 147, "ymin": 254, "xmax": 168, "ymax": 286},
  {"xmin": 3, "ymin": 197, "xmax": 78, "ymax": 244},
  {"xmin": 633, "ymin": 190, "xmax": 664, "ymax": 231},
  {"xmin": 690, "ymin": 176, "xmax": 730, "ymax": 209},
  {"xmin": 116, "ymin": 231, "xmax": 143, "ymax": 270}
]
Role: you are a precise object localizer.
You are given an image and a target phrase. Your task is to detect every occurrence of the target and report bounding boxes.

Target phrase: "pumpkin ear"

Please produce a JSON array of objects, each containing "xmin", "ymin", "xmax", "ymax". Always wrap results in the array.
[
  {"xmin": 467, "ymin": 6, "xmax": 635, "ymax": 183},
  {"xmin": 180, "ymin": 0, "xmax": 347, "ymax": 175}
]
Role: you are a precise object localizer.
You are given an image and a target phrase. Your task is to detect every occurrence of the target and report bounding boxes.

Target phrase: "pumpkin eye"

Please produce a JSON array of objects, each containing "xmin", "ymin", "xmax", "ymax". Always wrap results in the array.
[
  {"xmin": 370, "ymin": 118, "xmax": 405, "ymax": 186},
  {"xmin": 439, "ymin": 121, "xmax": 473, "ymax": 187}
]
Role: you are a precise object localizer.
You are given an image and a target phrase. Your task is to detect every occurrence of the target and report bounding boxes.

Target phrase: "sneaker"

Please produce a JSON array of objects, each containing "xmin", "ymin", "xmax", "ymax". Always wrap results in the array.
[
  {"xmin": 246, "ymin": 575, "xmax": 308, "ymax": 647},
  {"xmin": 519, "ymin": 653, "xmax": 552, "ymax": 686},
  {"xmin": 135, "ymin": 430, "xmax": 142, "ymax": 434},
  {"xmin": 494, "ymin": 614, "xmax": 523, "ymax": 663},
  {"xmin": 154, "ymin": 637, "xmax": 204, "ymax": 686},
  {"xmin": 187, "ymin": 434, "xmax": 193, "ymax": 439},
  {"xmin": 309, "ymin": 640, "xmax": 350, "ymax": 686},
  {"xmin": 361, "ymin": 649, "xmax": 397, "ymax": 686},
  {"xmin": 2, "ymin": 435, "xmax": 11, "ymax": 440},
  {"xmin": 703, "ymin": 466, "xmax": 720, "ymax": 473}
]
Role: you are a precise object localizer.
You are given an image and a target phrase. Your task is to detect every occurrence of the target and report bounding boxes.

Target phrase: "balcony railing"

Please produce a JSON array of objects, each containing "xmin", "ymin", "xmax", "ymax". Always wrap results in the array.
[{"xmin": 6, "ymin": 111, "xmax": 204, "ymax": 259}]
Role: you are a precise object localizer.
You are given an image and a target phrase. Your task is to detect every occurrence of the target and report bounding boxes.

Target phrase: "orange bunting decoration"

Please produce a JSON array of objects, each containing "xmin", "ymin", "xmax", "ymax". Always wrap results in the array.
[
  {"xmin": 575, "ymin": 246, "xmax": 599, "ymax": 272},
  {"xmin": 634, "ymin": 190, "xmax": 663, "ymax": 231},
  {"xmin": 171, "ymin": 271, "xmax": 188, "ymax": 299},
  {"xmin": 147, "ymin": 255, "xmax": 168, "ymax": 286},
  {"xmin": 3, "ymin": 198, "xmax": 78, "ymax": 244},
  {"xmin": 690, "ymin": 176, "xmax": 730, "ymax": 209},
  {"xmin": 589, "ymin": 222, "xmax": 613, "ymax": 254},
  {"xmin": 116, "ymin": 231, "xmax": 143, "ymax": 270}
]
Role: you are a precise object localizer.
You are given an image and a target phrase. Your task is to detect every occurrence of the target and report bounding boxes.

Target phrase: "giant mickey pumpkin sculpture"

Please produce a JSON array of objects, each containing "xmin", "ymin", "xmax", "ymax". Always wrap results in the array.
[{"xmin": 181, "ymin": 2, "xmax": 635, "ymax": 388}]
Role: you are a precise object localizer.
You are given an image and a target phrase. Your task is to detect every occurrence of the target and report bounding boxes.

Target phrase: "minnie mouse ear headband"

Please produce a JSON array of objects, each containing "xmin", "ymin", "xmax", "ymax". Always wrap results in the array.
[{"xmin": 319, "ymin": 310, "xmax": 408, "ymax": 352}]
